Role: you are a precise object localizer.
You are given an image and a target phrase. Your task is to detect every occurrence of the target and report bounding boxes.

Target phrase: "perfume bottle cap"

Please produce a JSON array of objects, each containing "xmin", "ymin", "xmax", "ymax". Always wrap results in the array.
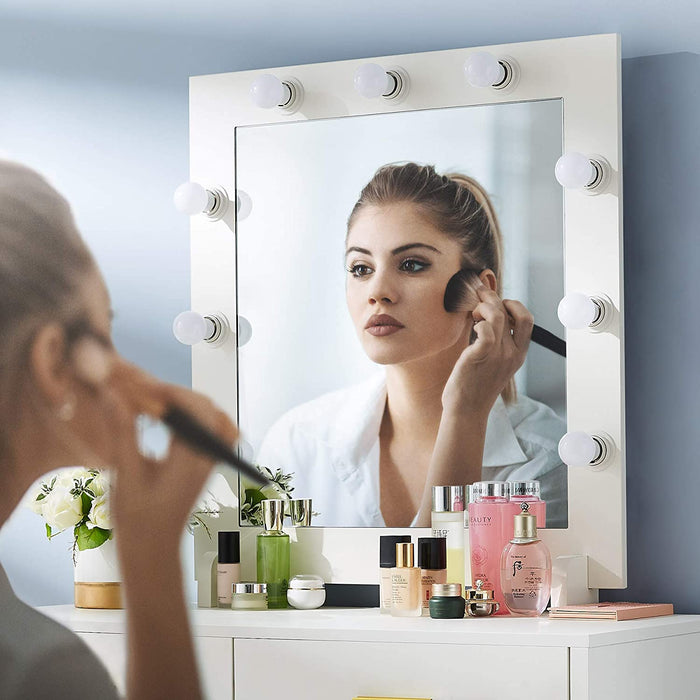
[
  {"xmin": 432, "ymin": 583, "xmax": 462, "ymax": 597},
  {"xmin": 513, "ymin": 502, "xmax": 538, "ymax": 539},
  {"xmin": 379, "ymin": 535, "xmax": 412, "ymax": 568},
  {"xmin": 395, "ymin": 542, "xmax": 414, "ymax": 568},
  {"xmin": 509, "ymin": 480, "xmax": 541, "ymax": 498},
  {"xmin": 288, "ymin": 498, "xmax": 313, "ymax": 526},
  {"xmin": 261, "ymin": 499, "xmax": 285, "ymax": 532},
  {"xmin": 432, "ymin": 485, "xmax": 465, "ymax": 512},
  {"xmin": 471, "ymin": 481, "xmax": 510, "ymax": 499},
  {"xmin": 217, "ymin": 531, "xmax": 240, "ymax": 564},
  {"xmin": 417, "ymin": 537, "xmax": 447, "ymax": 570}
]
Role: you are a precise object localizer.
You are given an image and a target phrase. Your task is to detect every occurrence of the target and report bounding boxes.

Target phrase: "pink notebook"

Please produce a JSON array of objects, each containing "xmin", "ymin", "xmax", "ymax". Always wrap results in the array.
[{"xmin": 548, "ymin": 602, "xmax": 674, "ymax": 621}]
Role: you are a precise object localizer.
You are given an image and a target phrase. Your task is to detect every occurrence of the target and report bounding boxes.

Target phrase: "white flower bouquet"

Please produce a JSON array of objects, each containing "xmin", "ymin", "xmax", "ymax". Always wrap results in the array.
[{"xmin": 28, "ymin": 467, "xmax": 112, "ymax": 556}]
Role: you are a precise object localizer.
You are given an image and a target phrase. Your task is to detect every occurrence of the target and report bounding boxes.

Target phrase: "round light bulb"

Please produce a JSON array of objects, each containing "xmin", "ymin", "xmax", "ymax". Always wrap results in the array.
[
  {"xmin": 250, "ymin": 74, "xmax": 288, "ymax": 109},
  {"xmin": 354, "ymin": 63, "xmax": 393, "ymax": 98},
  {"xmin": 555, "ymin": 152, "xmax": 596, "ymax": 189},
  {"xmin": 557, "ymin": 292, "xmax": 598, "ymax": 329},
  {"xmin": 558, "ymin": 431, "xmax": 599, "ymax": 467},
  {"xmin": 464, "ymin": 51, "xmax": 506, "ymax": 88},
  {"xmin": 173, "ymin": 182, "xmax": 210, "ymax": 216},
  {"xmin": 172, "ymin": 311, "xmax": 215, "ymax": 346}
]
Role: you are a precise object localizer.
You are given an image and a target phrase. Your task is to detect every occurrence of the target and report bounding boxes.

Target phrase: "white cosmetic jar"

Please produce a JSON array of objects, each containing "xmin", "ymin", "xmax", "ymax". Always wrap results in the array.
[{"xmin": 287, "ymin": 575, "xmax": 326, "ymax": 609}]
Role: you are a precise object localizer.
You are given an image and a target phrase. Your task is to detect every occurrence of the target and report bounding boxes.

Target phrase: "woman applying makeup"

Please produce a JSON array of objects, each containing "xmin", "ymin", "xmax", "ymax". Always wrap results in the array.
[
  {"xmin": 0, "ymin": 160, "xmax": 238, "ymax": 700},
  {"xmin": 258, "ymin": 162, "xmax": 566, "ymax": 528}
]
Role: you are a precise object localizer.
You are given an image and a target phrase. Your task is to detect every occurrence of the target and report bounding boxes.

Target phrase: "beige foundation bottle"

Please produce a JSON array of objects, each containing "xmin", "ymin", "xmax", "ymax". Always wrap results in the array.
[{"xmin": 390, "ymin": 542, "xmax": 422, "ymax": 617}]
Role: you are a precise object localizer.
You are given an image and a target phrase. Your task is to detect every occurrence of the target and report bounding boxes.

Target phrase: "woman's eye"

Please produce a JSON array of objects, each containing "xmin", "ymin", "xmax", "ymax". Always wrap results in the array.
[
  {"xmin": 399, "ymin": 258, "xmax": 429, "ymax": 273},
  {"xmin": 347, "ymin": 263, "xmax": 373, "ymax": 277}
]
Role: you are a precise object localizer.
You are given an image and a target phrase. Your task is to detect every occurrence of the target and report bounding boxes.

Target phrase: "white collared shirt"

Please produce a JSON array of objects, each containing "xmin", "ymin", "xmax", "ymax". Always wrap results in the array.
[{"xmin": 257, "ymin": 373, "xmax": 568, "ymax": 528}]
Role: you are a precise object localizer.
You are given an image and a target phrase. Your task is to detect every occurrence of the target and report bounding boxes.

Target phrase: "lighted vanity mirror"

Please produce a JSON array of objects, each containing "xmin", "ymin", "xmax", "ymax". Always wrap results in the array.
[
  {"xmin": 189, "ymin": 33, "xmax": 625, "ymax": 590},
  {"xmin": 236, "ymin": 99, "xmax": 568, "ymax": 529}
]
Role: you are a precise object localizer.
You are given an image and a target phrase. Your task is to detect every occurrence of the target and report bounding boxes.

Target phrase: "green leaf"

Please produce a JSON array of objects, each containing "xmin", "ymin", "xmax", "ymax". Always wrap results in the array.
[
  {"xmin": 45, "ymin": 523, "xmax": 52, "ymax": 540},
  {"xmin": 36, "ymin": 493, "xmax": 46, "ymax": 502},
  {"xmin": 80, "ymin": 491, "xmax": 93, "ymax": 516},
  {"xmin": 244, "ymin": 487, "xmax": 267, "ymax": 507},
  {"xmin": 75, "ymin": 523, "xmax": 111, "ymax": 551}
]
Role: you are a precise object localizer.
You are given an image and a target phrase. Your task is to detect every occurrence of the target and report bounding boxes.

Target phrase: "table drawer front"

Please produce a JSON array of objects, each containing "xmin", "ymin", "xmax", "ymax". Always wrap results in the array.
[{"xmin": 234, "ymin": 639, "xmax": 567, "ymax": 700}]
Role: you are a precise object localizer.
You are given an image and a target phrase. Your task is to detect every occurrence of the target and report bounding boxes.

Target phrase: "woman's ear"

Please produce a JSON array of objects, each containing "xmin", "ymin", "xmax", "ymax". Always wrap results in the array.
[
  {"xmin": 479, "ymin": 269, "xmax": 498, "ymax": 292},
  {"xmin": 29, "ymin": 323, "xmax": 73, "ymax": 407}
]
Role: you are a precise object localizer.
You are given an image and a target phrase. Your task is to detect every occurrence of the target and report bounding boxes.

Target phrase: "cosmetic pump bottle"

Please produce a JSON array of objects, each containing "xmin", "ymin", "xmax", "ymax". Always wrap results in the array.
[
  {"xmin": 468, "ymin": 481, "xmax": 510, "ymax": 615},
  {"xmin": 390, "ymin": 542, "xmax": 422, "ymax": 617},
  {"xmin": 256, "ymin": 499, "xmax": 290, "ymax": 609},
  {"xmin": 379, "ymin": 535, "xmax": 412, "ymax": 614},
  {"xmin": 216, "ymin": 531, "xmax": 241, "ymax": 608},
  {"xmin": 500, "ymin": 502, "xmax": 552, "ymax": 616},
  {"xmin": 508, "ymin": 480, "xmax": 546, "ymax": 529},
  {"xmin": 417, "ymin": 537, "xmax": 447, "ymax": 615},
  {"xmin": 431, "ymin": 485, "xmax": 466, "ymax": 588}
]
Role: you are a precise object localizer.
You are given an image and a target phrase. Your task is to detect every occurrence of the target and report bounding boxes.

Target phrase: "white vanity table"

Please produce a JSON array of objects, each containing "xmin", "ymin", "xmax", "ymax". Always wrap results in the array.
[{"xmin": 39, "ymin": 605, "xmax": 700, "ymax": 699}]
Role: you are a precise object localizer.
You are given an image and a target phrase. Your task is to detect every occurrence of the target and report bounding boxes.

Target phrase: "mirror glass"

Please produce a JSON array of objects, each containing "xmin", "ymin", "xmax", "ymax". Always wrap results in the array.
[{"xmin": 236, "ymin": 99, "xmax": 567, "ymax": 529}]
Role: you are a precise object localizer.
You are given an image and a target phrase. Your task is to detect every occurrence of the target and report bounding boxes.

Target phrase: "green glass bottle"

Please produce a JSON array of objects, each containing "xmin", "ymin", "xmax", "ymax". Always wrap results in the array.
[{"xmin": 257, "ymin": 499, "xmax": 290, "ymax": 609}]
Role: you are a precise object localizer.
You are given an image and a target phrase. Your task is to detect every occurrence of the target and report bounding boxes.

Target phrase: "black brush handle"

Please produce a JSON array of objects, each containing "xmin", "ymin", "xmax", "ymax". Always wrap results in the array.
[
  {"xmin": 532, "ymin": 324, "xmax": 566, "ymax": 358},
  {"xmin": 162, "ymin": 406, "xmax": 269, "ymax": 486}
]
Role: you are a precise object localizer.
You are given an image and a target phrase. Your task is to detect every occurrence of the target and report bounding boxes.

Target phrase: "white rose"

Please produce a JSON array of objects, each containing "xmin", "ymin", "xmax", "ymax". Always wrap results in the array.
[
  {"xmin": 42, "ymin": 487, "xmax": 84, "ymax": 531},
  {"xmin": 54, "ymin": 467, "xmax": 93, "ymax": 492},
  {"xmin": 88, "ymin": 495, "xmax": 111, "ymax": 530},
  {"xmin": 88, "ymin": 471, "xmax": 110, "ymax": 498}
]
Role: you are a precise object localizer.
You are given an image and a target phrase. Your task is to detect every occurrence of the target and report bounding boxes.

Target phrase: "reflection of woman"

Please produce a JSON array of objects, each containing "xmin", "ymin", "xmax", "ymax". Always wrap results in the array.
[
  {"xmin": 258, "ymin": 163, "xmax": 566, "ymax": 528},
  {"xmin": 0, "ymin": 161, "xmax": 237, "ymax": 699}
]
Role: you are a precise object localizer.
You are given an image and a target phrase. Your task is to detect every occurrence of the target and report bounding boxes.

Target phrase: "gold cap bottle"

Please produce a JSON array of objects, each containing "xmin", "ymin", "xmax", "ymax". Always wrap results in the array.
[
  {"xmin": 395, "ymin": 542, "xmax": 414, "ymax": 568},
  {"xmin": 513, "ymin": 502, "xmax": 538, "ymax": 540}
]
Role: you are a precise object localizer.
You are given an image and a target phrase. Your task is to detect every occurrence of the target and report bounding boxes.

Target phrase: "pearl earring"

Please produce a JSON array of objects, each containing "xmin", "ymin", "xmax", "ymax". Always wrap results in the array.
[{"xmin": 57, "ymin": 393, "xmax": 76, "ymax": 422}]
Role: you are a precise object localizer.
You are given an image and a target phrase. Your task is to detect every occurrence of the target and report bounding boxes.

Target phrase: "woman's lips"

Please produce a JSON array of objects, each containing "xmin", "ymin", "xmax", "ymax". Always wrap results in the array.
[{"xmin": 365, "ymin": 314, "xmax": 405, "ymax": 337}]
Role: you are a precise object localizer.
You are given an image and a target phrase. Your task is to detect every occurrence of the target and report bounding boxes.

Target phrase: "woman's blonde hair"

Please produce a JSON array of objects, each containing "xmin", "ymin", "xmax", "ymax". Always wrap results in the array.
[
  {"xmin": 0, "ymin": 160, "xmax": 95, "ymax": 459},
  {"xmin": 347, "ymin": 162, "xmax": 514, "ymax": 403}
]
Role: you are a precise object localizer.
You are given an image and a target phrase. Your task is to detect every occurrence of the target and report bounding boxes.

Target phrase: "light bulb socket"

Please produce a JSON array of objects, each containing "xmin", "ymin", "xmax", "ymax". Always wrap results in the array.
[
  {"xmin": 203, "ymin": 186, "xmax": 230, "ymax": 221},
  {"xmin": 277, "ymin": 77, "xmax": 304, "ymax": 114},
  {"xmin": 589, "ymin": 432, "xmax": 615, "ymax": 470},
  {"xmin": 201, "ymin": 312, "xmax": 230, "ymax": 347},
  {"xmin": 381, "ymin": 66, "xmax": 410, "ymax": 103},
  {"xmin": 588, "ymin": 294, "xmax": 614, "ymax": 332},
  {"xmin": 583, "ymin": 154, "xmax": 612, "ymax": 195}
]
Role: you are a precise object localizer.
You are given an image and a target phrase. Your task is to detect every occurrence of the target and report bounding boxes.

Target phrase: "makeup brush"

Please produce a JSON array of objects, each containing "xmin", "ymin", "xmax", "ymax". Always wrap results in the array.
[
  {"xmin": 72, "ymin": 340, "xmax": 270, "ymax": 487},
  {"xmin": 443, "ymin": 269, "xmax": 566, "ymax": 358}
]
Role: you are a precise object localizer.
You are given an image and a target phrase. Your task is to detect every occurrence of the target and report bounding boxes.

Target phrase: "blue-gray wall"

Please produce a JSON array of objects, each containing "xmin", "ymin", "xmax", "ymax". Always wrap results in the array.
[{"xmin": 0, "ymin": 12, "xmax": 697, "ymax": 611}]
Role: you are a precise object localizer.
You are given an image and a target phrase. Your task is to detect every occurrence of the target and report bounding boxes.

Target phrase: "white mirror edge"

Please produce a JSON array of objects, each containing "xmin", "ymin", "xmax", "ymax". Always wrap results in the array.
[{"xmin": 189, "ymin": 33, "xmax": 625, "ymax": 589}]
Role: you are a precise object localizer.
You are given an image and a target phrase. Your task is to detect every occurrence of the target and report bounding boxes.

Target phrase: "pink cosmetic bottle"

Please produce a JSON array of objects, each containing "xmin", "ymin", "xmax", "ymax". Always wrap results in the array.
[
  {"xmin": 500, "ymin": 503, "xmax": 551, "ymax": 616},
  {"xmin": 468, "ymin": 481, "xmax": 510, "ymax": 616},
  {"xmin": 508, "ymin": 480, "xmax": 546, "ymax": 529}
]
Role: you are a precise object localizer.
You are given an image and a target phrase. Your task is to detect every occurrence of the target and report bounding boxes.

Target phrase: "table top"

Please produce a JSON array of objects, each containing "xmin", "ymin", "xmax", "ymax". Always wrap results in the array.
[{"xmin": 38, "ymin": 605, "xmax": 700, "ymax": 649}]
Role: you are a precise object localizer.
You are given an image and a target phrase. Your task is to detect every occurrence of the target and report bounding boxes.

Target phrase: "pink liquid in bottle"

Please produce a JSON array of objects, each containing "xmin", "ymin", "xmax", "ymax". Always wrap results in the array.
[
  {"xmin": 468, "ymin": 481, "xmax": 511, "ymax": 616},
  {"xmin": 508, "ymin": 480, "xmax": 546, "ymax": 529},
  {"xmin": 500, "ymin": 503, "xmax": 551, "ymax": 616}
]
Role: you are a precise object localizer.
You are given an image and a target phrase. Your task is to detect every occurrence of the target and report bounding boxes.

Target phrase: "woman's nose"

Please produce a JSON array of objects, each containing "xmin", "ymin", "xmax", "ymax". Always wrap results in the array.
[{"xmin": 367, "ymin": 269, "xmax": 396, "ymax": 305}]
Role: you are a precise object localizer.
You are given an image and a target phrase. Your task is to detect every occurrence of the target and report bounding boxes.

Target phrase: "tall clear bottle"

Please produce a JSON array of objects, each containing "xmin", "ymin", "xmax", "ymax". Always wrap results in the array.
[
  {"xmin": 500, "ymin": 502, "xmax": 551, "ymax": 616},
  {"xmin": 256, "ymin": 499, "xmax": 290, "ymax": 609},
  {"xmin": 431, "ymin": 485, "xmax": 465, "ymax": 588},
  {"xmin": 468, "ymin": 481, "xmax": 510, "ymax": 615}
]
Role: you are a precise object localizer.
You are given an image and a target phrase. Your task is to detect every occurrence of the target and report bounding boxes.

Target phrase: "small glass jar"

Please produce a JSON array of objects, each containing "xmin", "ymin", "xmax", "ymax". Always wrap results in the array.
[
  {"xmin": 466, "ymin": 579, "xmax": 500, "ymax": 617},
  {"xmin": 429, "ymin": 583, "xmax": 465, "ymax": 619},
  {"xmin": 231, "ymin": 582, "xmax": 268, "ymax": 610},
  {"xmin": 287, "ymin": 575, "xmax": 326, "ymax": 609}
]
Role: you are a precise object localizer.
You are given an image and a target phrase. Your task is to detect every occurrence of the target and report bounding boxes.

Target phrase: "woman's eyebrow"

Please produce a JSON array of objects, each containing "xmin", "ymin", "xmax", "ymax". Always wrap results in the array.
[{"xmin": 345, "ymin": 243, "xmax": 442, "ymax": 257}]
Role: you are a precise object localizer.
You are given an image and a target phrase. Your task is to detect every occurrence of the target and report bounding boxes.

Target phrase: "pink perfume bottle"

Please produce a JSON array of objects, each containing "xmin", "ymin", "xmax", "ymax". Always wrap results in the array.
[
  {"xmin": 500, "ymin": 503, "xmax": 552, "ymax": 616},
  {"xmin": 508, "ymin": 480, "xmax": 546, "ymax": 529},
  {"xmin": 468, "ymin": 481, "xmax": 510, "ymax": 616}
]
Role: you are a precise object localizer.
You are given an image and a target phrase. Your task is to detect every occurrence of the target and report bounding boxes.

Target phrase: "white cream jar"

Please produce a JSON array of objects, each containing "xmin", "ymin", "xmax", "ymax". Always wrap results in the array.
[{"xmin": 287, "ymin": 575, "xmax": 325, "ymax": 609}]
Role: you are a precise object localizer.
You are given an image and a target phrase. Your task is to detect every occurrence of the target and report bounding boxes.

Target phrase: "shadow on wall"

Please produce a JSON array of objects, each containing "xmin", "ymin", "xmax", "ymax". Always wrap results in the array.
[{"xmin": 602, "ymin": 51, "xmax": 700, "ymax": 613}]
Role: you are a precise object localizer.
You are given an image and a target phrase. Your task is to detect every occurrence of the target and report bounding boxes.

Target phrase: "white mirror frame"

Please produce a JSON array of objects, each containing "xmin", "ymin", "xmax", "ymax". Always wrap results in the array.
[{"xmin": 189, "ymin": 33, "xmax": 625, "ymax": 590}]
